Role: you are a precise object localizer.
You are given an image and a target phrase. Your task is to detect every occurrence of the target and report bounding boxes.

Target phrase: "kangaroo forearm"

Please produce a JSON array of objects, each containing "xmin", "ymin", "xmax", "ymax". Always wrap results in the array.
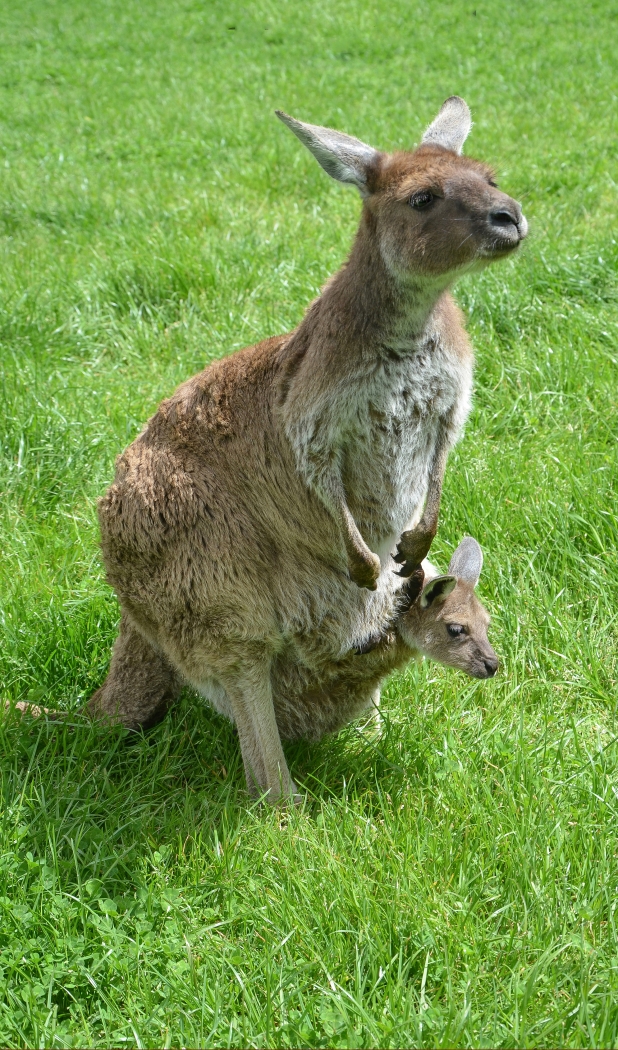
[
  {"xmin": 394, "ymin": 444, "xmax": 449, "ymax": 575},
  {"xmin": 317, "ymin": 467, "xmax": 381, "ymax": 589},
  {"xmin": 419, "ymin": 445, "xmax": 448, "ymax": 535}
]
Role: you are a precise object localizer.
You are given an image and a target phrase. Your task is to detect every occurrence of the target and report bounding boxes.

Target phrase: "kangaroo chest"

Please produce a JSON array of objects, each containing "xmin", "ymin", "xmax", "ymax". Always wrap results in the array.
[{"xmin": 340, "ymin": 338, "xmax": 472, "ymax": 555}]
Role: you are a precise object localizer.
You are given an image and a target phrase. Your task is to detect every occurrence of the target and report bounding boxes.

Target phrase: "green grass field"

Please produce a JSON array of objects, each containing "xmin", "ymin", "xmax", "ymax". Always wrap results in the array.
[{"xmin": 1, "ymin": 0, "xmax": 617, "ymax": 1045}]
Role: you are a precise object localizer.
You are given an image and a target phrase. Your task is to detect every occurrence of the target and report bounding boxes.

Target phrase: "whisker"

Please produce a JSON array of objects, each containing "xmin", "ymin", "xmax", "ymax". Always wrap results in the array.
[{"xmin": 456, "ymin": 232, "xmax": 475, "ymax": 250}]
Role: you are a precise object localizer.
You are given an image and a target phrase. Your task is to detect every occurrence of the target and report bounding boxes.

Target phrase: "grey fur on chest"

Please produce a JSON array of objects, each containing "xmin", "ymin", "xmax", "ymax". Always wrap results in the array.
[
  {"xmin": 341, "ymin": 339, "xmax": 471, "ymax": 544},
  {"xmin": 350, "ymin": 336, "xmax": 470, "ymax": 440}
]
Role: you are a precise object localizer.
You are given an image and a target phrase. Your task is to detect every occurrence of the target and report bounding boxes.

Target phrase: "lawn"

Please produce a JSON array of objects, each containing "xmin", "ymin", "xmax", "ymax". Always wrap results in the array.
[{"xmin": 0, "ymin": 0, "xmax": 617, "ymax": 1045}]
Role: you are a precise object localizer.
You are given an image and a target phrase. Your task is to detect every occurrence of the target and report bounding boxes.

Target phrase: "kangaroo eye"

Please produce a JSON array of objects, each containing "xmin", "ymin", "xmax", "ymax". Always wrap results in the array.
[
  {"xmin": 410, "ymin": 190, "xmax": 435, "ymax": 210},
  {"xmin": 447, "ymin": 623, "xmax": 465, "ymax": 638}
]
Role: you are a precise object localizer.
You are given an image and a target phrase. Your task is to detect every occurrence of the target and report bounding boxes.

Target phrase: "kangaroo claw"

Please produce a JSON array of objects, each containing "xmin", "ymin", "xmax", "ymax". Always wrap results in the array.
[
  {"xmin": 400, "ymin": 567, "xmax": 425, "ymax": 605},
  {"xmin": 393, "ymin": 560, "xmax": 420, "ymax": 579}
]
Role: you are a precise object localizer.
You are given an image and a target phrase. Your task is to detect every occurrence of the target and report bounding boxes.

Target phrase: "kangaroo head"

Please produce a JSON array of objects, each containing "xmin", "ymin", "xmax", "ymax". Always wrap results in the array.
[
  {"xmin": 276, "ymin": 98, "xmax": 527, "ymax": 281},
  {"xmin": 398, "ymin": 536, "xmax": 498, "ymax": 679}
]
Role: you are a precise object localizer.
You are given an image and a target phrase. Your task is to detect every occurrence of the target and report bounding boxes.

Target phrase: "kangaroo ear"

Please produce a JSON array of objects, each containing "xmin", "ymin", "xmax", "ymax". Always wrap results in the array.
[
  {"xmin": 421, "ymin": 96, "xmax": 472, "ymax": 155},
  {"xmin": 420, "ymin": 574, "xmax": 457, "ymax": 608},
  {"xmin": 448, "ymin": 535, "xmax": 483, "ymax": 586},
  {"xmin": 276, "ymin": 111, "xmax": 380, "ymax": 195}
]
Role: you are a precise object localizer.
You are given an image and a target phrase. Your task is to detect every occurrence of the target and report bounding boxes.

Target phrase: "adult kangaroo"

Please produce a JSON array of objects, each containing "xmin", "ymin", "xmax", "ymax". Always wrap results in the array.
[{"xmin": 92, "ymin": 97, "xmax": 526, "ymax": 800}]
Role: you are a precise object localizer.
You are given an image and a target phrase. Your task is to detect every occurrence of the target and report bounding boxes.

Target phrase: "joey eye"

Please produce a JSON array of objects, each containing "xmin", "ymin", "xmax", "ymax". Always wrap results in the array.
[
  {"xmin": 410, "ymin": 190, "xmax": 435, "ymax": 210},
  {"xmin": 447, "ymin": 623, "xmax": 465, "ymax": 638},
  {"xmin": 488, "ymin": 179, "xmax": 498, "ymax": 188}
]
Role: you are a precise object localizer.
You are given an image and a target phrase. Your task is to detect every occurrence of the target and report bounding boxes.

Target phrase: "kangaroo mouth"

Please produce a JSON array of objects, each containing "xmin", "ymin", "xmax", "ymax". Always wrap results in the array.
[
  {"xmin": 479, "ymin": 213, "xmax": 527, "ymax": 259},
  {"xmin": 479, "ymin": 235, "xmax": 523, "ymax": 259}
]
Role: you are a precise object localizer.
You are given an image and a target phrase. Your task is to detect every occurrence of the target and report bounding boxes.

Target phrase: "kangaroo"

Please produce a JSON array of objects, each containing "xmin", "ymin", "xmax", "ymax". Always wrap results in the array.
[
  {"xmin": 8, "ymin": 537, "xmax": 497, "ymax": 763},
  {"xmin": 65, "ymin": 98, "xmax": 524, "ymax": 800}
]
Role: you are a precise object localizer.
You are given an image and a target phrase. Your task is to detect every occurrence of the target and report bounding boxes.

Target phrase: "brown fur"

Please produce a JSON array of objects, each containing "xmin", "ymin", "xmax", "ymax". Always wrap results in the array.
[{"xmin": 37, "ymin": 102, "xmax": 526, "ymax": 800}]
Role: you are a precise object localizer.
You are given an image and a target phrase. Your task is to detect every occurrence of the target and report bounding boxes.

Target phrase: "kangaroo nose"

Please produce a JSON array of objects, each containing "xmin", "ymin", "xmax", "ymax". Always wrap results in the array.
[
  {"xmin": 489, "ymin": 207, "xmax": 519, "ymax": 229},
  {"xmin": 483, "ymin": 656, "xmax": 499, "ymax": 677}
]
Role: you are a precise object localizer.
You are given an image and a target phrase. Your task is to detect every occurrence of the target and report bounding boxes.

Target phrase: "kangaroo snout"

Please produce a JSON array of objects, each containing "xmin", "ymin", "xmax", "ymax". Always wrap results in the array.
[
  {"xmin": 484, "ymin": 653, "xmax": 499, "ymax": 677},
  {"xmin": 487, "ymin": 194, "xmax": 527, "ymax": 249},
  {"xmin": 471, "ymin": 646, "xmax": 499, "ymax": 679}
]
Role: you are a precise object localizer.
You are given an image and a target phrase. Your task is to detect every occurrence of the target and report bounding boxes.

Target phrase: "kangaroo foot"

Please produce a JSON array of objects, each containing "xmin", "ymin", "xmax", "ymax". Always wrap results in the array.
[{"xmin": 4, "ymin": 699, "xmax": 66, "ymax": 720}]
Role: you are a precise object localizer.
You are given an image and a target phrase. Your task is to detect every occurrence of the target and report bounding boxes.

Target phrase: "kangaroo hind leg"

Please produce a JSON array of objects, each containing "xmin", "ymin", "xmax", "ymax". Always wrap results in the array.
[
  {"xmin": 217, "ymin": 651, "xmax": 299, "ymax": 804},
  {"xmin": 87, "ymin": 613, "xmax": 183, "ymax": 729}
]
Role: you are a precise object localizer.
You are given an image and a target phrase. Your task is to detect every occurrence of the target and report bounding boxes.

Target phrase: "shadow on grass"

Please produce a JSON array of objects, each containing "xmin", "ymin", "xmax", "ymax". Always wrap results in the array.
[{"xmin": 1, "ymin": 685, "xmax": 433, "ymax": 879}]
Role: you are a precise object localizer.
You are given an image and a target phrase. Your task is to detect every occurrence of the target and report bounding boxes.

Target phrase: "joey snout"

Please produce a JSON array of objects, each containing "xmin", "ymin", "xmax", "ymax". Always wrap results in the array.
[{"xmin": 468, "ymin": 642, "xmax": 499, "ymax": 679}]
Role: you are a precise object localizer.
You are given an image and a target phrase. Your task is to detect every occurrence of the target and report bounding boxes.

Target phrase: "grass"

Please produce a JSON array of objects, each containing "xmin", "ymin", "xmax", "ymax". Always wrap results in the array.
[{"xmin": 0, "ymin": 0, "xmax": 617, "ymax": 1044}]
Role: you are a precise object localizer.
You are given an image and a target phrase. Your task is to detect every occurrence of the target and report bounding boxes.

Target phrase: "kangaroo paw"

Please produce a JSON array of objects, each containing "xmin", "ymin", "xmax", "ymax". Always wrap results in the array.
[
  {"xmin": 393, "ymin": 526, "xmax": 435, "ymax": 578},
  {"xmin": 348, "ymin": 548, "xmax": 381, "ymax": 590},
  {"xmin": 396, "ymin": 566, "xmax": 425, "ymax": 608}
]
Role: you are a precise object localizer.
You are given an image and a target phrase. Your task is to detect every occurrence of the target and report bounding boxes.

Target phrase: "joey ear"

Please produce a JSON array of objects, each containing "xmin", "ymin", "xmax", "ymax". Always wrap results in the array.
[
  {"xmin": 448, "ymin": 535, "xmax": 483, "ymax": 586},
  {"xmin": 276, "ymin": 111, "xmax": 380, "ymax": 195},
  {"xmin": 420, "ymin": 574, "xmax": 457, "ymax": 608},
  {"xmin": 421, "ymin": 96, "xmax": 472, "ymax": 154}
]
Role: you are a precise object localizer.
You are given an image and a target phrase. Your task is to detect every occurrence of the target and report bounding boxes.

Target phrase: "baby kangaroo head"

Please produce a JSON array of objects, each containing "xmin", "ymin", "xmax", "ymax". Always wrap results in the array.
[
  {"xmin": 399, "ymin": 536, "xmax": 498, "ymax": 679},
  {"xmin": 276, "ymin": 98, "xmax": 527, "ymax": 280}
]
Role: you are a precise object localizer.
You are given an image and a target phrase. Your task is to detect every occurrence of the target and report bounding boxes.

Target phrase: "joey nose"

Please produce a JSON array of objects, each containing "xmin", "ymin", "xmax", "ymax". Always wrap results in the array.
[{"xmin": 483, "ymin": 656, "xmax": 498, "ymax": 677}]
